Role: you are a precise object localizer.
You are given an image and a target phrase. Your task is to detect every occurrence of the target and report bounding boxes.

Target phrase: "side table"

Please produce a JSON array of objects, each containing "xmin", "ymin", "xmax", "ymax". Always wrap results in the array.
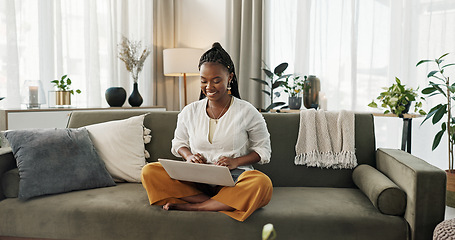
[{"xmin": 372, "ymin": 113, "xmax": 423, "ymax": 153}]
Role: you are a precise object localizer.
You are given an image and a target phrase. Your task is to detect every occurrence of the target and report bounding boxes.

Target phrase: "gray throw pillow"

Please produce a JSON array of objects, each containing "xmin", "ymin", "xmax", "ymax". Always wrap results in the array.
[{"xmin": 4, "ymin": 128, "xmax": 116, "ymax": 200}]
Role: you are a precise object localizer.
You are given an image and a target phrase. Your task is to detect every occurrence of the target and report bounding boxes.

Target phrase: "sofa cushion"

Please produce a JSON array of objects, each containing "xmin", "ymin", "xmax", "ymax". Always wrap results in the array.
[
  {"xmin": 4, "ymin": 128, "xmax": 116, "ymax": 200},
  {"xmin": 352, "ymin": 164, "xmax": 407, "ymax": 215},
  {"xmin": 0, "ymin": 185, "xmax": 408, "ymax": 240},
  {"xmin": 1, "ymin": 168, "xmax": 19, "ymax": 198},
  {"xmin": 85, "ymin": 114, "xmax": 149, "ymax": 182}
]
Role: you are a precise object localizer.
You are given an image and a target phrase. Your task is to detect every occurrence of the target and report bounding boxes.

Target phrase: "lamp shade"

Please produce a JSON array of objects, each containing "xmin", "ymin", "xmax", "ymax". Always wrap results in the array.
[{"xmin": 163, "ymin": 48, "xmax": 204, "ymax": 76}]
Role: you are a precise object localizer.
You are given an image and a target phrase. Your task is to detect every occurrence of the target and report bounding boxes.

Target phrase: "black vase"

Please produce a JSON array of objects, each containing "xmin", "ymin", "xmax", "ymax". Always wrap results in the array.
[
  {"xmin": 128, "ymin": 82, "xmax": 143, "ymax": 107},
  {"xmin": 105, "ymin": 87, "xmax": 127, "ymax": 107}
]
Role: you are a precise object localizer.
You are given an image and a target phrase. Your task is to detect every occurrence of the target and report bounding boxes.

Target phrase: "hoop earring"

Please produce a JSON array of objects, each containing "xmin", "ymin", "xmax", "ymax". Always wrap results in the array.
[{"xmin": 227, "ymin": 81, "xmax": 232, "ymax": 95}]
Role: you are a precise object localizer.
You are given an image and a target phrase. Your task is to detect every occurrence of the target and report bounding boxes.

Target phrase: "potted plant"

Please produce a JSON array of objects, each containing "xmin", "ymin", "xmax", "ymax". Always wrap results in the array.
[
  {"xmin": 368, "ymin": 77, "xmax": 426, "ymax": 117},
  {"xmin": 51, "ymin": 75, "xmax": 81, "ymax": 106},
  {"xmin": 251, "ymin": 62, "xmax": 289, "ymax": 112},
  {"xmin": 417, "ymin": 53, "xmax": 455, "ymax": 206},
  {"xmin": 282, "ymin": 74, "xmax": 309, "ymax": 109}
]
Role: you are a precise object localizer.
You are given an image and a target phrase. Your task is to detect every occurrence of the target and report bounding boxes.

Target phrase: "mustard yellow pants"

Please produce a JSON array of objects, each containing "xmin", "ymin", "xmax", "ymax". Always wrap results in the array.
[{"xmin": 141, "ymin": 162, "xmax": 273, "ymax": 222}]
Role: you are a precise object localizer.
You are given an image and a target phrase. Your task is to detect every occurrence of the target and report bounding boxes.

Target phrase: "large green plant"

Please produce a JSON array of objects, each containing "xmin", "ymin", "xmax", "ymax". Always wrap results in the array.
[
  {"xmin": 368, "ymin": 77, "xmax": 425, "ymax": 117},
  {"xmin": 417, "ymin": 53, "xmax": 455, "ymax": 171},
  {"xmin": 251, "ymin": 62, "xmax": 289, "ymax": 111}
]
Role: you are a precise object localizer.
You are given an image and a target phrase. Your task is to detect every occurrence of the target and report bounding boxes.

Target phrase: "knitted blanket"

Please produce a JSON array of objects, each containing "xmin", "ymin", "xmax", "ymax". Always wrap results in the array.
[{"xmin": 294, "ymin": 109, "xmax": 357, "ymax": 169}]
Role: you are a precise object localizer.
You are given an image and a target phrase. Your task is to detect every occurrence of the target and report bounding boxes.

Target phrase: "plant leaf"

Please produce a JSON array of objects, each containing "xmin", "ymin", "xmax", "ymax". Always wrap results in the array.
[
  {"xmin": 438, "ymin": 53, "xmax": 450, "ymax": 60},
  {"xmin": 262, "ymin": 69, "xmax": 273, "ymax": 79},
  {"xmin": 421, "ymin": 104, "xmax": 443, "ymax": 125},
  {"xmin": 442, "ymin": 63, "xmax": 455, "ymax": 69},
  {"xmin": 262, "ymin": 90, "xmax": 271, "ymax": 96},
  {"xmin": 61, "ymin": 75, "xmax": 67, "ymax": 80},
  {"xmin": 251, "ymin": 78, "xmax": 270, "ymax": 87},
  {"xmin": 432, "ymin": 129, "xmax": 444, "ymax": 150},
  {"xmin": 427, "ymin": 71, "xmax": 439, "ymax": 78},
  {"xmin": 416, "ymin": 59, "xmax": 433, "ymax": 66},
  {"xmin": 274, "ymin": 63, "xmax": 288, "ymax": 76},
  {"xmin": 272, "ymin": 80, "xmax": 286, "ymax": 89},
  {"xmin": 432, "ymin": 105, "xmax": 447, "ymax": 124},
  {"xmin": 422, "ymin": 87, "xmax": 437, "ymax": 94}
]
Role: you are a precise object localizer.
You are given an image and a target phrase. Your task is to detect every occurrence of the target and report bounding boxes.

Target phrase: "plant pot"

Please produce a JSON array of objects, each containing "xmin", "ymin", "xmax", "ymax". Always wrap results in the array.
[
  {"xmin": 288, "ymin": 96, "xmax": 302, "ymax": 110},
  {"xmin": 446, "ymin": 170, "xmax": 455, "ymax": 207},
  {"xmin": 105, "ymin": 87, "xmax": 127, "ymax": 107},
  {"xmin": 55, "ymin": 91, "xmax": 71, "ymax": 106}
]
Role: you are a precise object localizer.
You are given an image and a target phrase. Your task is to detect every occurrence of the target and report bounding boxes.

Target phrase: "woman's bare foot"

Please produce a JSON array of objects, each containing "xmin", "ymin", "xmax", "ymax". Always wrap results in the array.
[{"xmin": 162, "ymin": 199, "xmax": 235, "ymax": 212}]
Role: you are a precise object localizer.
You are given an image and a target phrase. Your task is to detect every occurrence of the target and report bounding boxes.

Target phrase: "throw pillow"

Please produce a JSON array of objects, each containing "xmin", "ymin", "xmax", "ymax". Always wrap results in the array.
[
  {"xmin": 4, "ymin": 128, "xmax": 116, "ymax": 200},
  {"xmin": 352, "ymin": 164, "xmax": 407, "ymax": 215},
  {"xmin": 84, "ymin": 114, "xmax": 150, "ymax": 182}
]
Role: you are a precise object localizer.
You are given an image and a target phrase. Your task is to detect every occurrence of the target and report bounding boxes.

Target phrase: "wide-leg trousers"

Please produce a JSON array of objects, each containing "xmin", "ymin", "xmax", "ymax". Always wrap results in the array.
[{"xmin": 141, "ymin": 162, "xmax": 273, "ymax": 222}]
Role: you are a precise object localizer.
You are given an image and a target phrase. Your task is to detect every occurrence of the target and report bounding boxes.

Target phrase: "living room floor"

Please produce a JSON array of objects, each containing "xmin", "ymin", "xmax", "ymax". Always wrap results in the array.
[{"xmin": 446, "ymin": 206, "xmax": 455, "ymax": 220}]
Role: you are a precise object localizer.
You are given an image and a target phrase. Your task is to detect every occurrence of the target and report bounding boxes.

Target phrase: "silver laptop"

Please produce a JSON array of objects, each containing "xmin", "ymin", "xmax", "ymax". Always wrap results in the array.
[{"xmin": 158, "ymin": 158, "xmax": 235, "ymax": 186}]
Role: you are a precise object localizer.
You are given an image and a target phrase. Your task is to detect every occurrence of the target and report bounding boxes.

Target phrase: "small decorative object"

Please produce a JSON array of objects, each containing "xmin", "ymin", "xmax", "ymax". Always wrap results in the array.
[
  {"xmin": 21, "ymin": 80, "xmax": 46, "ymax": 109},
  {"xmin": 417, "ymin": 53, "xmax": 455, "ymax": 206},
  {"xmin": 282, "ymin": 74, "xmax": 309, "ymax": 110},
  {"xmin": 262, "ymin": 223, "xmax": 276, "ymax": 240},
  {"xmin": 251, "ymin": 62, "xmax": 289, "ymax": 112},
  {"xmin": 368, "ymin": 77, "xmax": 425, "ymax": 117},
  {"xmin": 105, "ymin": 87, "xmax": 127, "ymax": 107},
  {"xmin": 118, "ymin": 36, "xmax": 151, "ymax": 107},
  {"xmin": 51, "ymin": 75, "xmax": 81, "ymax": 107},
  {"xmin": 303, "ymin": 75, "xmax": 320, "ymax": 109}
]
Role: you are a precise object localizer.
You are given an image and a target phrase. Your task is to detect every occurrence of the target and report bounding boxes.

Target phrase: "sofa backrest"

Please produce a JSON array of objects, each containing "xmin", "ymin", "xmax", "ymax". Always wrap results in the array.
[{"xmin": 67, "ymin": 110, "xmax": 376, "ymax": 188}]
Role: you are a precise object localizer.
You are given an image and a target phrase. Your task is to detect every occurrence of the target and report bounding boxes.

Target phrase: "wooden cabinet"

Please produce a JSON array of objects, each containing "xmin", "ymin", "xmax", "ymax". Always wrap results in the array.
[{"xmin": 0, "ymin": 106, "xmax": 166, "ymax": 130}]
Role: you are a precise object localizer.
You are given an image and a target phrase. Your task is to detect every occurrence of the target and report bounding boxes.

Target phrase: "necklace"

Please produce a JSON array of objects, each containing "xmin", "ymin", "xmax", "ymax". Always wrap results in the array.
[{"xmin": 209, "ymin": 97, "xmax": 231, "ymax": 124}]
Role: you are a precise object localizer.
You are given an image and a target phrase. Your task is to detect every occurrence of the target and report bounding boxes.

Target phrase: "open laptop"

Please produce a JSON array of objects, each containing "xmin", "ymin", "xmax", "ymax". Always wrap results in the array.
[{"xmin": 158, "ymin": 158, "xmax": 239, "ymax": 187}]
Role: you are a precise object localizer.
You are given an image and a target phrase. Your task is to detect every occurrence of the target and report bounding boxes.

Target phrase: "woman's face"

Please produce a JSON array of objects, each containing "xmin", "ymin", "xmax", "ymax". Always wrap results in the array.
[{"xmin": 200, "ymin": 62, "xmax": 233, "ymax": 102}]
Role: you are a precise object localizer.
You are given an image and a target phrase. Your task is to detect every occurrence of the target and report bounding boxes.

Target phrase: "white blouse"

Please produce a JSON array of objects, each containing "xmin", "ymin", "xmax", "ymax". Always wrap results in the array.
[{"xmin": 171, "ymin": 97, "xmax": 271, "ymax": 171}]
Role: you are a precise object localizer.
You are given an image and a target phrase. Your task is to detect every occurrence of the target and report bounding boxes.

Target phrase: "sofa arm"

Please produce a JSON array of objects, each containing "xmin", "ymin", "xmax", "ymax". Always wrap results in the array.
[
  {"xmin": 376, "ymin": 148, "xmax": 446, "ymax": 240},
  {"xmin": 0, "ymin": 147, "xmax": 16, "ymax": 201}
]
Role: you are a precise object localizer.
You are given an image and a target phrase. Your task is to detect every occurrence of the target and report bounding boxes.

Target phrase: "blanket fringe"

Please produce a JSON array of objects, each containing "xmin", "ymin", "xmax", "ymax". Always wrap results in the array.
[{"xmin": 294, "ymin": 150, "xmax": 358, "ymax": 169}]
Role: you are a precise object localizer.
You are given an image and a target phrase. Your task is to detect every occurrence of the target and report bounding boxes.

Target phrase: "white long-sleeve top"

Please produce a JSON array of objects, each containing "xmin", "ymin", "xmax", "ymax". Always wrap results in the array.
[{"xmin": 171, "ymin": 97, "xmax": 271, "ymax": 171}]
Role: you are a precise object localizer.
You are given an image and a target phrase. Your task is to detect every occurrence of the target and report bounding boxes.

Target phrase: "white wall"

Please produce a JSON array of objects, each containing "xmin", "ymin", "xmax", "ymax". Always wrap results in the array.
[{"xmin": 175, "ymin": 0, "xmax": 227, "ymax": 104}]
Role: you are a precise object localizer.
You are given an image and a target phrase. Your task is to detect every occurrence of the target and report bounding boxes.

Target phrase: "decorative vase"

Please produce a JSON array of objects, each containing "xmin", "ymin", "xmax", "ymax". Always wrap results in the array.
[
  {"xmin": 446, "ymin": 170, "xmax": 455, "ymax": 207},
  {"xmin": 128, "ymin": 82, "xmax": 143, "ymax": 107},
  {"xmin": 288, "ymin": 96, "xmax": 302, "ymax": 110},
  {"xmin": 55, "ymin": 91, "xmax": 71, "ymax": 106},
  {"xmin": 303, "ymin": 75, "xmax": 321, "ymax": 109},
  {"xmin": 105, "ymin": 87, "xmax": 127, "ymax": 107}
]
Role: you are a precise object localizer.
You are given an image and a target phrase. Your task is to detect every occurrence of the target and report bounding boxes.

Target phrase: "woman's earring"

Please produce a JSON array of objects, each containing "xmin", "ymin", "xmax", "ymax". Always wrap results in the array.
[{"xmin": 227, "ymin": 82, "xmax": 232, "ymax": 95}]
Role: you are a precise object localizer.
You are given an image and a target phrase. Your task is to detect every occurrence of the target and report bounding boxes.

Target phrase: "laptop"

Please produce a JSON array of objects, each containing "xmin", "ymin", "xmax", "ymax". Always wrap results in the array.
[{"xmin": 158, "ymin": 158, "xmax": 243, "ymax": 187}]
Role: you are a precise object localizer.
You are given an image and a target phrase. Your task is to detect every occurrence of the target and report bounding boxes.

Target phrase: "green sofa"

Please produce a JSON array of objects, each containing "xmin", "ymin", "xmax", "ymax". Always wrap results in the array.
[{"xmin": 0, "ymin": 110, "xmax": 446, "ymax": 240}]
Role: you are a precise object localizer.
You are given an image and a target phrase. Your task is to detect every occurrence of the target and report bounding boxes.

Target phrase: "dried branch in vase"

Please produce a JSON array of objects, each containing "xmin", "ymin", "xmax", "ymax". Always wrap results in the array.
[{"xmin": 118, "ymin": 36, "xmax": 151, "ymax": 83}]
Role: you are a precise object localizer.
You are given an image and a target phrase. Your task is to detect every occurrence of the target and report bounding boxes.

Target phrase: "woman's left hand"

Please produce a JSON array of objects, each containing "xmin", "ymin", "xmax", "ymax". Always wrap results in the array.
[{"xmin": 216, "ymin": 156, "xmax": 239, "ymax": 170}]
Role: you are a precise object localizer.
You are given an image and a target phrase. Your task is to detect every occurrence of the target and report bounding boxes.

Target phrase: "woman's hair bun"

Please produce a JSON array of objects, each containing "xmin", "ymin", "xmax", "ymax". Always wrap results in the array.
[{"xmin": 212, "ymin": 42, "xmax": 222, "ymax": 49}]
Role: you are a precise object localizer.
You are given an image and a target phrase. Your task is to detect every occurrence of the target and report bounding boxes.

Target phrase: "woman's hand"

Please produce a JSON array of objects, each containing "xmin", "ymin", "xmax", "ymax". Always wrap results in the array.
[
  {"xmin": 216, "ymin": 156, "xmax": 239, "ymax": 170},
  {"xmin": 186, "ymin": 153, "xmax": 207, "ymax": 164}
]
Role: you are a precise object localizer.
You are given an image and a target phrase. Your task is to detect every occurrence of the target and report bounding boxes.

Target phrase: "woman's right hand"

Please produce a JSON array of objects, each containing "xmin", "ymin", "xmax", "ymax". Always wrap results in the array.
[{"xmin": 186, "ymin": 153, "xmax": 207, "ymax": 164}]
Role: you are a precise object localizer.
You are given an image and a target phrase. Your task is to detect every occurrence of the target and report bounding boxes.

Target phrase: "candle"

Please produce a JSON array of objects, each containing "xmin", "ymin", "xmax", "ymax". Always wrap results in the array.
[
  {"xmin": 319, "ymin": 92, "xmax": 328, "ymax": 111},
  {"xmin": 29, "ymin": 86, "xmax": 39, "ymax": 107}
]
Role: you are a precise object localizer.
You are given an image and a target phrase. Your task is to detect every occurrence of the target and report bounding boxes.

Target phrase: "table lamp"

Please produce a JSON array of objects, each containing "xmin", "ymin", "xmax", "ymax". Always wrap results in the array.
[{"xmin": 163, "ymin": 48, "xmax": 203, "ymax": 107}]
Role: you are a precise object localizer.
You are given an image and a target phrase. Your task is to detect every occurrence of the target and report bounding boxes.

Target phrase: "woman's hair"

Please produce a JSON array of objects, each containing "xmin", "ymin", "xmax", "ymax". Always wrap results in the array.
[{"xmin": 198, "ymin": 42, "xmax": 241, "ymax": 99}]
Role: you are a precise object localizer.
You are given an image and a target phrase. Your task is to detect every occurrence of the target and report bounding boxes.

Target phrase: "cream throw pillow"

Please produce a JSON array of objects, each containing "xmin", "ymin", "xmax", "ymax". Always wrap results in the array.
[{"xmin": 85, "ymin": 114, "xmax": 149, "ymax": 182}]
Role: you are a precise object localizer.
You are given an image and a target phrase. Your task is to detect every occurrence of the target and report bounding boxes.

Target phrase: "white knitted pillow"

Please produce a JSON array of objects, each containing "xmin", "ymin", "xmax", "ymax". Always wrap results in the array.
[{"xmin": 85, "ymin": 114, "xmax": 150, "ymax": 182}]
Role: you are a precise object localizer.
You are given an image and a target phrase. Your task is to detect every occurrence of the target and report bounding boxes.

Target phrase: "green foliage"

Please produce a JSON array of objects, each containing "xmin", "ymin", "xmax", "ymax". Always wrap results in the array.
[
  {"xmin": 368, "ymin": 77, "xmax": 426, "ymax": 117},
  {"xmin": 417, "ymin": 53, "xmax": 455, "ymax": 170},
  {"xmin": 51, "ymin": 75, "xmax": 81, "ymax": 95},
  {"xmin": 251, "ymin": 62, "xmax": 289, "ymax": 111},
  {"xmin": 281, "ymin": 75, "xmax": 310, "ymax": 97}
]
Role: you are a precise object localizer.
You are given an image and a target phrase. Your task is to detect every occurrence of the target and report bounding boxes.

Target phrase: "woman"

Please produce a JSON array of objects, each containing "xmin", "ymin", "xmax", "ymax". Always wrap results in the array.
[{"xmin": 141, "ymin": 42, "xmax": 272, "ymax": 222}]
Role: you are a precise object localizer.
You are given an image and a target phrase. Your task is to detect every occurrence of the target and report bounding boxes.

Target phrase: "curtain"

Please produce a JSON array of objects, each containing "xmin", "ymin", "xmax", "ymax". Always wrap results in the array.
[
  {"xmin": 226, "ymin": 0, "xmax": 264, "ymax": 109},
  {"xmin": 264, "ymin": 0, "xmax": 455, "ymax": 170},
  {"xmin": 0, "ymin": 0, "xmax": 154, "ymax": 109},
  {"xmin": 153, "ymin": 0, "xmax": 180, "ymax": 111}
]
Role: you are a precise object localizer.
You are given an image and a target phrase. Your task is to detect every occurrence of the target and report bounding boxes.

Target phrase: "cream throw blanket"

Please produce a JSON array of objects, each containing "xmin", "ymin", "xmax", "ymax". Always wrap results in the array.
[{"xmin": 294, "ymin": 109, "xmax": 357, "ymax": 169}]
